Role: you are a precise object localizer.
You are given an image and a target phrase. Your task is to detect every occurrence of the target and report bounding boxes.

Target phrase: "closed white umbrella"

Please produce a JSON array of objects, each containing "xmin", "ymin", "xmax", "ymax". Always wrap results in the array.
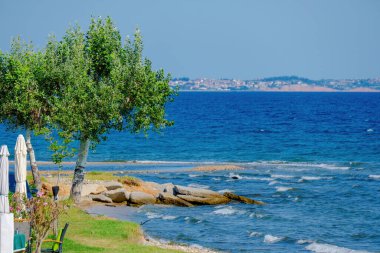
[
  {"xmin": 15, "ymin": 134, "xmax": 28, "ymax": 196},
  {"xmin": 0, "ymin": 145, "xmax": 10, "ymax": 213},
  {"xmin": 0, "ymin": 145, "xmax": 14, "ymax": 253}
]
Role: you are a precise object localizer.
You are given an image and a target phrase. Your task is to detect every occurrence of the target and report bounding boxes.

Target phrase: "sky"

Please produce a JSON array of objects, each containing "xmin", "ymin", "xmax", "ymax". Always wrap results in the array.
[{"xmin": 0, "ymin": 0, "xmax": 379, "ymax": 80}]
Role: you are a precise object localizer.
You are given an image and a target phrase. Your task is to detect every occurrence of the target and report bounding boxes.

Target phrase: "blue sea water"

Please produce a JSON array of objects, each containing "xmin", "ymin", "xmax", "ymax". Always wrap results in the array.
[{"xmin": 1, "ymin": 92, "xmax": 380, "ymax": 252}]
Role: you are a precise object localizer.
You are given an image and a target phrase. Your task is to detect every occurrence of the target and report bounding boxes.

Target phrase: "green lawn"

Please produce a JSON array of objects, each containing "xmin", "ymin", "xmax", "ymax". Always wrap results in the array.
[{"xmin": 44, "ymin": 207, "xmax": 182, "ymax": 253}]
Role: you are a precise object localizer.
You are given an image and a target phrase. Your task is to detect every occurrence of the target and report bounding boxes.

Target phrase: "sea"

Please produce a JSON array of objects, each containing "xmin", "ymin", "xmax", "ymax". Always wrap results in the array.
[{"xmin": 1, "ymin": 92, "xmax": 380, "ymax": 253}]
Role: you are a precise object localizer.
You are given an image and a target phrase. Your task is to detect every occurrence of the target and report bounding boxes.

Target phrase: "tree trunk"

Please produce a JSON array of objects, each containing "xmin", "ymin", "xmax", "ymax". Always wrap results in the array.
[
  {"xmin": 26, "ymin": 129, "xmax": 42, "ymax": 191},
  {"xmin": 35, "ymin": 239, "xmax": 42, "ymax": 253},
  {"xmin": 70, "ymin": 138, "xmax": 90, "ymax": 203}
]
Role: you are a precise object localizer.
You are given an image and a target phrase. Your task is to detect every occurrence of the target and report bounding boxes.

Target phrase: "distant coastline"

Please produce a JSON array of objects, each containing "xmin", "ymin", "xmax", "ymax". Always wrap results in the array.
[{"xmin": 170, "ymin": 76, "xmax": 380, "ymax": 92}]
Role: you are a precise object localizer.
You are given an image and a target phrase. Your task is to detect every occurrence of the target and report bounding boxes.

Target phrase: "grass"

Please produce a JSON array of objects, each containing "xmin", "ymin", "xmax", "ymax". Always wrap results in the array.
[{"xmin": 45, "ymin": 207, "xmax": 182, "ymax": 253}]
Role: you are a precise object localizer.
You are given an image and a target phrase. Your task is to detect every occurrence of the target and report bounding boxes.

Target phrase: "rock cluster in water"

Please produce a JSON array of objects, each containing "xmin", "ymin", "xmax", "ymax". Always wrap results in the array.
[{"xmin": 82, "ymin": 179, "xmax": 264, "ymax": 206}]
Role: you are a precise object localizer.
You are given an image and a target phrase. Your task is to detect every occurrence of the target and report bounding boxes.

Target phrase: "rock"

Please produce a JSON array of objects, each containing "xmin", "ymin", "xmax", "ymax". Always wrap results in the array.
[
  {"xmin": 223, "ymin": 192, "xmax": 265, "ymax": 205},
  {"xmin": 129, "ymin": 191, "xmax": 156, "ymax": 205},
  {"xmin": 92, "ymin": 185, "xmax": 107, "ymax": 195},
  {"xmin": 104, "ymin": 189, "xmax": 130, "ymax": 203},
  {"xmin": 176, "ymin": 194, "xmax": 230, "ymax": 205},
  {"xmin": 90, "ymin": 194, "xmax": 112, "ymax": 203},
  {"xmin": 81, "ymin": 184, "xmax": 101, "ymax": 197},
  {"xmin": 103, "ymin": 181, "xmax": 123, "ymax": 191},
  {"xmin": 173, "ymin": 185, "xmax": 222, "ymax": 198},
  {"xmin": 163, "ymin": 183, "xmax": 175, "ymax": 195},
  {"xmin": 157, "ymin": 192, "xmax": 193, "ymax": 207}
]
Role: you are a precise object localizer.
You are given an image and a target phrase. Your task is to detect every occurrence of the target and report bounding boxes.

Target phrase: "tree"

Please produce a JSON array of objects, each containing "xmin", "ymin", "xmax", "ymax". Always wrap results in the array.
[
  {"xmin": 0, "ymin": 38, "xmax": 48, "ymax": 190},
  {"xmin": 47, "ymin": 17, "xmax": 175, "ymax": 202}
]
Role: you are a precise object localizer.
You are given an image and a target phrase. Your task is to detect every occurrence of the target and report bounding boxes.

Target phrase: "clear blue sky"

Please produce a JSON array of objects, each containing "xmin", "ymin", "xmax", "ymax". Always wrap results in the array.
[{"xmin": 1, "ymin": 0, "xmax": 379, "ymax": 80}]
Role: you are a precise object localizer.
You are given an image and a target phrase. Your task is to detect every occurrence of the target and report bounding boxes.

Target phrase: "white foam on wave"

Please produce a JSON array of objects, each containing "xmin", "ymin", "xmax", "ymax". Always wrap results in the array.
[
  {"xmin": 263, "ymin": 234, "xmax": 284, "ymax": 243},
  {"xmin": 247, "ymin": 161, "xmax": 350, "ymax": 171},
  {"xmin": 369, "ymin": 175, "xmax": 380, "ymax": 180},
  {"xmin": 305, "ymin": 242, "xmax": 371, "ymax": 253},
  {"xmin": 276, "ymin": 186, "xmax": 294, "ymax": 192},
  {"xmin": 249, "ymin": 212, "xmax": 265, "ymax": 219},
  {"xmin": 271, "ymin": 174, "xmax": 295, "ymax": 179},
  {"xmin": 146, "ymin": 212, "xmax": 162, "ymax": 219},
  {"xmin": 212, "ymin": 206, "xmax": 245, "ymax": 215},
  {"xmin": 298, "ymin": 176, "xmax": 333, "ymax": 182},
  {"xmin": 246, "ymin": 176, "xmax": 273, "ymax": 181},
  {"xmin": 268, "ymin": 180, "xmax": 278, "ymax": 185},
  {"xmin": 188, "ymin": 183, "xmax": 210, "ymax": 189},
  {"xmin": 188, "ymin": 174, "xmax": 200, "ymax": 178},
  {"xmin": 162, "ymin": 215, "xmax": 177, "ymax": 220},
  {"xmin": 297, "ymin": 239, "xmax": 314, "ymax": 244},
  {"xmin": 218, "ymin": 189, "xmax": 234, "ymax": 193},
  {"xmin": 249, "ymin": 231, "xmax": 262, "ymax": 237}
]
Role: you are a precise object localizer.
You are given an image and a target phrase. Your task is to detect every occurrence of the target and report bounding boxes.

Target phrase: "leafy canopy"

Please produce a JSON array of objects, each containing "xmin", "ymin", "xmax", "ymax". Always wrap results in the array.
[{"xmin": 47, "ymin": 17, "xmax": 175, "ymax": 147}]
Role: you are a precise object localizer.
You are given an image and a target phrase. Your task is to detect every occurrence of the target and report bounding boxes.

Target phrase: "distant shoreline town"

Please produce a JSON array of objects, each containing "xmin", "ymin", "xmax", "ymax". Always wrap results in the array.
[{"xmin": 170, "ymin": 76, "xmax": 380, "ymax": 92}]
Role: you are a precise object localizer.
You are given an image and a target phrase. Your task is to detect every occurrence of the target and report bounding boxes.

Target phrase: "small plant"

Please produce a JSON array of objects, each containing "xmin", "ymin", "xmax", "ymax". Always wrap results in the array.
[
  {"xmin": 9, "ymin": 192, "xmax": 28, "ymax": 219},
  {"xmin": 27, "ymin": 191, "xmax": 70, "ymax": 253}
]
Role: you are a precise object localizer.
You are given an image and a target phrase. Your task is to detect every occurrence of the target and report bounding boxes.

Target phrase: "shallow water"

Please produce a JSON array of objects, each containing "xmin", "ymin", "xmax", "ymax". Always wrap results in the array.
[{"xmin": 89, "ymin": 161, "xmax": 380, "ymax": 253}]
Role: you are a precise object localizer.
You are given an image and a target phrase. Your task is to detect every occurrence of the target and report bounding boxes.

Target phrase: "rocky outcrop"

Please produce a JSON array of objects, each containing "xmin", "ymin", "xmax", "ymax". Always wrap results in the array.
[
  {"xmin": 78, "ymin": 176, "xmax": 263, "ymax": 207},
  {"xmin": 129, "ymin": 191, "xmax": 156, "ymax": 205},
  {"xmin": 223, "ymin": 192, "xmax": 265, "ymax": 205},
  {"xmin": 104, "ymin": 189, "xmax": 130, "ymax": 203},
  {"xmin": 173, "ymin": 185, "xmax": 222, "ymax": 198},
  {"xmin": 90, "ymin": 194, "xmax": 113, "ymax": 203},
  {"xmin": 103, "ymin": 181, "xmax": 123, "ymax": 191},
  {"xmin": 157, "ymin": 192, "xmax": 194, "ymax": 207},
  {"xmin": 176, "ymin": 194, "xmax": 230, "ymax": 205}
]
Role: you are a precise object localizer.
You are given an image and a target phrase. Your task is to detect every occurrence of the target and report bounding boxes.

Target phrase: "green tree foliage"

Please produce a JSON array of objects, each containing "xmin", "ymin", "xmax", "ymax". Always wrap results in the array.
[
  {"xmin": 46, "ymin": 17, "xmax": 175, "ymax": 202},
  {"xmin": 0, "ymin": 38, "xmax": 47, "ymax": 190}
]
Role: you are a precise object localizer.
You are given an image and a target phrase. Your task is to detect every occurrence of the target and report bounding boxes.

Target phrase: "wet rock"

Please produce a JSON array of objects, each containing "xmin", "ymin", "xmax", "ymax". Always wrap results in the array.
[
  {"xmin": 173, "ymin": 185, "xmax": 222, "ymax": 198},
  {"xmin": 223, "ymin": 192, "xmax": 265, "ymax": 205},
  {"xmin": 157, "ymin": 192, "xmax": 194, "ymax": 207},
  {"xmin": 104, "ymin": 189, "xmax": 130, "ymax": 203},
  {"xmin": 176, "ymin": 194, "xmax": 230, "ymax": 205},
  {"xmin": 90, "ymin": 194, "xmax": 113, "ymax": 203},
  {"xmin": 129, "ymin": 191, "xmax": 156, "ymax": 205},
  {"xmin": 103, "ymin": 181, "xmax": 123, "ymax": 191}
]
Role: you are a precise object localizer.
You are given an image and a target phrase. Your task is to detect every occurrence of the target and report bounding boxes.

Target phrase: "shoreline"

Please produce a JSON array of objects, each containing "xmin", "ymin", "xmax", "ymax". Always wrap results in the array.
[{"xmin": 81, "ymin": 199, "xmax": 222, "ymax": 253}]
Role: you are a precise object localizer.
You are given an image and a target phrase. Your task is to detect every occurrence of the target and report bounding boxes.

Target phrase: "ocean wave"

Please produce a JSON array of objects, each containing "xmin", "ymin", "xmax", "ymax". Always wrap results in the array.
[
  {"xmin": 271, "ymin": 174, "xmax": 295, "ymax": 179},
  {"xmin": 162, "ymin": 215, "xmax": 177, "ymax": 220},
  {"xmin": 212, "ymin": 206, "xmax": 245, "ymax": 215},
  {"xmin": 249, "ymin": 231, "xmax": 262, "ymax": 237},
  {"xmin": 146, "ymin": 212, "xmax": 162, "ymax": 219},
  {"xmin": 188, "ymin": 183, "xmax": 210, "ymax": 189},
  {"xmin": 369, "ymin": 175, "xmax": 380, "ymax": 180},
  {"xmin": 247, "ymin": 161, "xmax": 350, "ymax": 171},
  {"xmin": 305, "ymin": 242, "xmax": 371, "ymax": 253},
  {"xmin": 298, "ymin": 176, "xmax": 333, "ymax": 182},
  {"xmin": 249, "ymin": 212, "xmax": 265, "ymax": 219},
  {"xmin": 276, "ymin": 186, "xmax": 294, "ymax": 192},
  {"xmin": 297, "ymin": 239, "xmax": 314, "ymax": 244},
  {"xmin": 263, "ymin": 234, "xmax": 284, "ymax": 243},
  {"xmin": 188, "ymin": 174, "xmax": 200, "ymax": 178},
  {"xmin": 268, "ymin": 180, "xmax": 279, "ymax": 185},
  {"xmin": 218, "ymin": 189, "xmax": 234, "ymax": 193}
]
